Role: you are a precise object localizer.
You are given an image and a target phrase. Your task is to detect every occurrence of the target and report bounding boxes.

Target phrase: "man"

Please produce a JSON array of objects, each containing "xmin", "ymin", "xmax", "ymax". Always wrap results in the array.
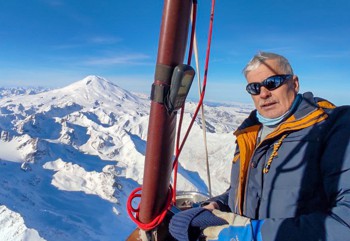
[{"xmin": 169, "ymin": 52, "xmax": 350, "ymax": 240}]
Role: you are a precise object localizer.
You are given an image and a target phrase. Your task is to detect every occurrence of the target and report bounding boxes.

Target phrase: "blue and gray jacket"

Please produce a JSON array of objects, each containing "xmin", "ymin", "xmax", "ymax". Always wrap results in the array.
[{"xmin": 210, "ymin": 92, "xmax": 350, "ymax": 240}]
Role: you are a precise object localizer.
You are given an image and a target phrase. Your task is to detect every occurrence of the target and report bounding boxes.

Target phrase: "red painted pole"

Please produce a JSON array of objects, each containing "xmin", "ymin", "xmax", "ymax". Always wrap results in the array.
[{"xmin": 138, "ymin": 0, "xmax": 192, "ymax": 225}]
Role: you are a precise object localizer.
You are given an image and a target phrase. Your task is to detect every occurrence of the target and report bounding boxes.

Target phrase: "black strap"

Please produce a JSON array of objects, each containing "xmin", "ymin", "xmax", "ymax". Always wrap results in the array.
[{"xmin": 150, "ymin": 64, "xmax": 174, "ymax": 104}]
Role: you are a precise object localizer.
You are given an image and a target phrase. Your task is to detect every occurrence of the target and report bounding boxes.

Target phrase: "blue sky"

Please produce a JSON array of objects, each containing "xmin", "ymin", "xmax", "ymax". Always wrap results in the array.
[{"xmin": 1, "ymin": 0, "xmax": 349, "ymax": 105}]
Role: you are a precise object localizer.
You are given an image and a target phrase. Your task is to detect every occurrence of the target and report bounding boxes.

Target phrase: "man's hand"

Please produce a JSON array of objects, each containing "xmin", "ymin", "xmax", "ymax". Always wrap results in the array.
[
  {"xmin": 202, "ymin": 209, "xmax": 263, "ymax": 241},
  {"xmin": 169, "ymin": 207, "xmax": 228, "ymax": 241},
  {"xmin": 202, "ymin": 201, "xmax": 220, "ymax": 210}
]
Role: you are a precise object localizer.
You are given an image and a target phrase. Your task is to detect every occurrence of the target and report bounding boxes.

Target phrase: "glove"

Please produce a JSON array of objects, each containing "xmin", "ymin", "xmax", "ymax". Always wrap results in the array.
[
  {"xmin": 169, "ymin": 207, "xmax": 228, "ymax": 241},
  {"xmin": 202, "ymin": 209, "xmax": 263, "ymax": 241}
]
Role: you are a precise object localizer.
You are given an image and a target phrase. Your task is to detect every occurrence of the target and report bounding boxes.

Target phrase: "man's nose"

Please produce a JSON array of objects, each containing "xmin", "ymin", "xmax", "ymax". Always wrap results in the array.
[{"xmin": 259, "ymin": 86, "xmax": 271, "ymax": 98}]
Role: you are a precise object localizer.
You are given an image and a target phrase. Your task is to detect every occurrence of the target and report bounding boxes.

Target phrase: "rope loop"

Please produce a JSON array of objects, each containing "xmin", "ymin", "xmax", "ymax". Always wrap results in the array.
[{"xmin": 126, "ymin": 186, "xmax": 174, "ymax": 231}]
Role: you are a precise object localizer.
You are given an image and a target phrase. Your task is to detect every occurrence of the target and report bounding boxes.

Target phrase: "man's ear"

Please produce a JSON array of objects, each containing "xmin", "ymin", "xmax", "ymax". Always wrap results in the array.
[{"xmin": 293, "ymin": 75, "xmax": 299, "ymax": 93}]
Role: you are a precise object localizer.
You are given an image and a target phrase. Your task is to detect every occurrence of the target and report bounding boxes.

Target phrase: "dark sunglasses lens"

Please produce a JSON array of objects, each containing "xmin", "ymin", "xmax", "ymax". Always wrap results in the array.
[
  {"xmin": 264, "ymin": 77, "xmax": 283, "ymax": 90},
  {"xmin": 246, "ymin": 75, "xmax": 291, "ymax": 95},
  {"xmin": 246, "ymin": 83, "xmax": 261, "ymax": 95}
]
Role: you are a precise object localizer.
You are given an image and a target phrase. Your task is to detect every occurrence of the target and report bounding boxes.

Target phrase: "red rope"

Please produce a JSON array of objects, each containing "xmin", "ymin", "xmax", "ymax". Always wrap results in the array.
[
  {"xmin": 172, "ymin": 1, "xmax": 198, "ymax": 204},
  {"xmin": 126, "ymin": 186, "xmax": 173, "ymax": 231},
  {"xmin": 126, "ymin": 0, "xmax": 216, "ymax": 231},
  {"xmin": 172, "ymin": 0, "xmax": 216, "ymax": 181}
]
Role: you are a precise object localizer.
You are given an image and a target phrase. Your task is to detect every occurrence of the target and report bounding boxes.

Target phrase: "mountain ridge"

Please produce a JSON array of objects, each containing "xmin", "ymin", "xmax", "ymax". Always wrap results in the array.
[{"xmin": 0, "ymin": 75, "xmax": 251, "ymax": 241}]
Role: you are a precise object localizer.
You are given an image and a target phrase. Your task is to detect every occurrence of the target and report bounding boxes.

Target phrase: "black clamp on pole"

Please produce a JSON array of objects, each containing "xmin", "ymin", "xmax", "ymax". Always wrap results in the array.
[{"xmin": 150, "ymin": 64, "xmax": 173, "ymax": 106}]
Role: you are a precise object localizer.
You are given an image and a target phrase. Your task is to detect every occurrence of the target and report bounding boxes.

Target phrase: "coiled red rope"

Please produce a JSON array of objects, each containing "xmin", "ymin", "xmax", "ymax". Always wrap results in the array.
[{"xmin": 126, "ymin": 186, "xmax": 174, "ymax": 231}]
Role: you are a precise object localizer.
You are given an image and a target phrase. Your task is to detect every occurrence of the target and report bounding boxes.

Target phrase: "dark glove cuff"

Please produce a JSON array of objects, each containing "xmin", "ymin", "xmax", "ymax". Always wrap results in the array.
[
  {"xmin": 169, "ymin": 207, "xmax": 207, "ymax": 241},
  {"xmin": 190, "ymin": 209, "xmax": 228, "ymax": 228}
]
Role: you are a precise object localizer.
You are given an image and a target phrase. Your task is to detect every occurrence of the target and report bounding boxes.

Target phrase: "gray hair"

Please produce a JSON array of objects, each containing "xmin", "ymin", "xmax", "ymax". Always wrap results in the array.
[{"xmin": 243, "ymin": 51, "xmax": 294, "ymax": 78}]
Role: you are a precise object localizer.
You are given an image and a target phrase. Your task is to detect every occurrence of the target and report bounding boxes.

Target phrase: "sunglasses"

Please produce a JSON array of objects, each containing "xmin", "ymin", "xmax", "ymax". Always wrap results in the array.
[{"xmin": 246, "ymin": 74, "xmax": 293, "ymax": 95}]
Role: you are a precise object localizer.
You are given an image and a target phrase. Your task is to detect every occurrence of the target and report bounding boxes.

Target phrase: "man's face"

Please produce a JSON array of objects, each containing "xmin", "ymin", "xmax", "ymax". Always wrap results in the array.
[{"xmin": 246, "ymin": 59, "xmax": 299, "ymax": 119}]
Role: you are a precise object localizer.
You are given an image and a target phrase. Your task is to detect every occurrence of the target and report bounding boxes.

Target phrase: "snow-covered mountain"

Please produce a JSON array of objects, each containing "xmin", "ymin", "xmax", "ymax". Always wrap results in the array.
[
  {"xmin": 0, "ymin": 87, "xmax": 50, "ymax": 99},
  {"xmin": 0, "ymin": 75, "xmax": 252, "ymax": 241}
]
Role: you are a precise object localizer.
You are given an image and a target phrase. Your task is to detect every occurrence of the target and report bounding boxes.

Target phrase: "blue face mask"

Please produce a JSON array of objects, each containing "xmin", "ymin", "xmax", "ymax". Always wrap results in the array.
[{"xmin": 256, "ymin": 94, "xmax": 302, "ymax": 126}]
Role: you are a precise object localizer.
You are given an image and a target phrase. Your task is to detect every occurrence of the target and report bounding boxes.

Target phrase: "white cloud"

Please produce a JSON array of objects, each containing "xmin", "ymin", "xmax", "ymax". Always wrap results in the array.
[
  {"xmin": 84, "ymin": 53, "xmax": 151, "ymax": 66},
  {"xmin": 88, "ymin": 36, "xmax": 122, "ymax": 45}
]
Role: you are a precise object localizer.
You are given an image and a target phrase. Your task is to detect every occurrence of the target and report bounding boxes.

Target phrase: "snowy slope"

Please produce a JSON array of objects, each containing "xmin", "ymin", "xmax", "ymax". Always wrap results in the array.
[
  {"xmin": 0, "ymin": 87, "xmax": 50, "ymax": 99},
  {"xmin": 0, "ymin": 76, "xmax": 252, "ymax": 240}
]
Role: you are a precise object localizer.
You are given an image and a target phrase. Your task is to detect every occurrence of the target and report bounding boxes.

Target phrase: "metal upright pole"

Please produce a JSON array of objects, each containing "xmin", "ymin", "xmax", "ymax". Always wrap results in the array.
[{"xmin": 138, "ymin": 0, "xmax": 192, "ymax": 227}]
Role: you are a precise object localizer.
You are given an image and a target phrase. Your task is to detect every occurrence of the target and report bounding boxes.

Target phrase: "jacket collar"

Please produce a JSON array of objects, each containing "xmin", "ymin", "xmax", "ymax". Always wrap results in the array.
[{"xmin": 234, "ymin": 92, "xmax": 335, "ymax": 138}]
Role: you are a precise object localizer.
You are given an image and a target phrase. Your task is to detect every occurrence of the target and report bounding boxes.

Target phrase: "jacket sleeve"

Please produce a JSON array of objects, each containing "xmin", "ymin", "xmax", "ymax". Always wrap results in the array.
[{"xmin": 261, "ymin": 106, "xmax": 350, "ymax": 241}]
